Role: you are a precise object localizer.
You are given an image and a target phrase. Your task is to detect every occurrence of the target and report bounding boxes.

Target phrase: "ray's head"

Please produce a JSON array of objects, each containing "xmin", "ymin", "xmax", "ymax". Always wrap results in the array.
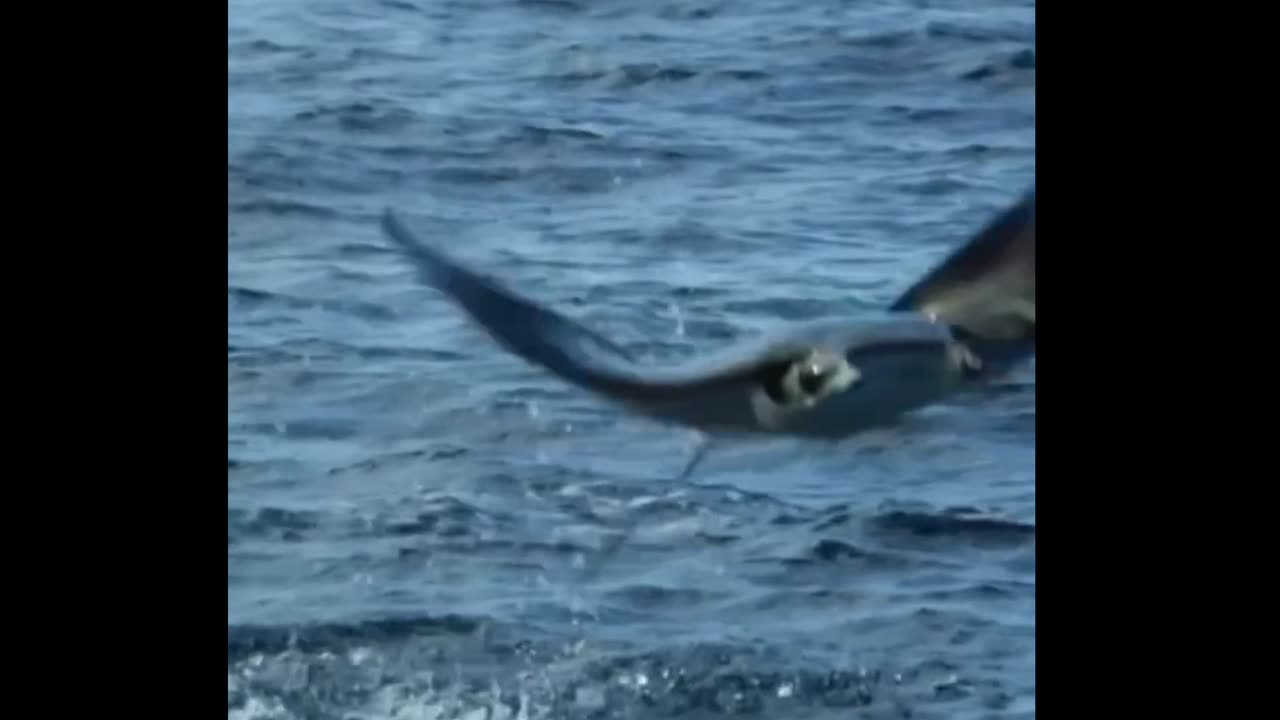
[
  {"xmin": 750, "ymin": 316, "xmax": 975, "ymax": 437},
  {"xmin": 772, "ymin": 350, "xmax": 861, "ymax": 409}
]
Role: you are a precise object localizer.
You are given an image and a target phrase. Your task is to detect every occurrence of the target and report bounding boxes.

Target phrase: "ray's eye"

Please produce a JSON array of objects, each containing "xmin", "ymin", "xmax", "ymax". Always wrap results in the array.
[{"xmin": 797, "ymin": 363, "xmax": 827, "ymax": 395}]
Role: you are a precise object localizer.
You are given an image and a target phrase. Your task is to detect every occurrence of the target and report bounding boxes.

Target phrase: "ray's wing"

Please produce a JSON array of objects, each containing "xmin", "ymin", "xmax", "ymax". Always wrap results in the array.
[
  {"xmin": 890, "ymin": 188, "xmax": 1035, "ymax": 372},
  {"xmin": 380, "ymin": 210, "xmax": 801, "ymax": 404}
]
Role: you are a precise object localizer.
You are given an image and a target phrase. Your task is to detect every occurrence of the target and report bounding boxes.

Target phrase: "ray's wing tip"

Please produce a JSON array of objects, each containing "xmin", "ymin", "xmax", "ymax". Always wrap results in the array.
[
  {"xmin": 376, "ymin": 207, "xmax": 459, "ymax": 293},
  {"xmin": 379, "ymin": 207, "xmax": 415, "ymax": 248}
]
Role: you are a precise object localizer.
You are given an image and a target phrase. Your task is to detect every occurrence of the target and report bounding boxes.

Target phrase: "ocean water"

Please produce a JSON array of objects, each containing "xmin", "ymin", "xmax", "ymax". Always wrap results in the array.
[{"xmin": 228, "ymin": 1, "xmax": 1035, "ymax": 718}]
